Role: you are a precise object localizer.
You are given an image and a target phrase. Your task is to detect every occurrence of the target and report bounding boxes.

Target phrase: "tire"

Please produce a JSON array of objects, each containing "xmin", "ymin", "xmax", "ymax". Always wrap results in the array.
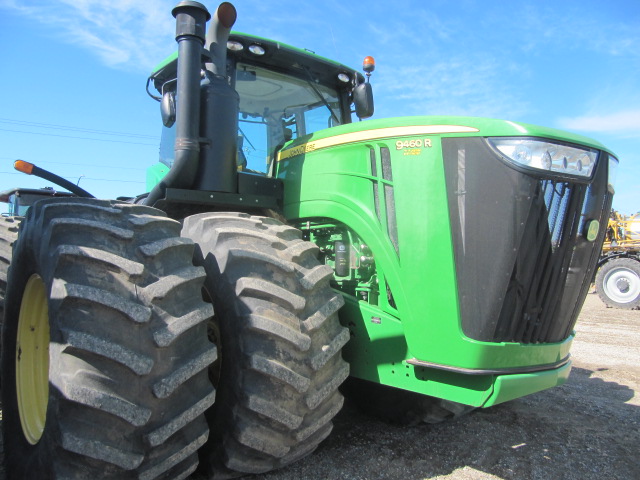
[
  {"xmin": 595, "ymin": 257, "xmax": 640, "ymax": 310},
  {"xmin": 1, "ymin": 198, "xmax": 216, "ymax": 479},
  {"xmin": 0, "ymin": 215, "xmax": 22, "ymax": 318},
  {"xmin": 0, "ymin": 215, "xmax": 22, "ymax": 386},
  {"xmin": 182, "ymin": 212, "xmax": 349, "ymax": 478},
  {"xmin": 341, "ymin": 377, "xmax": 475, "ymax": 426}
]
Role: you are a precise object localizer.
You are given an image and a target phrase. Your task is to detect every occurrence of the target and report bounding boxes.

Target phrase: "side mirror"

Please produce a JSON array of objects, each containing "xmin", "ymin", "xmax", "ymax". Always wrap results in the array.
[
  {"xmin": 161, "ymin": 91, "xmax": 176, "ymax": 128},
  {"xmin": 354, "ymin": 82, "xmax": 374, "ymax": 119}
]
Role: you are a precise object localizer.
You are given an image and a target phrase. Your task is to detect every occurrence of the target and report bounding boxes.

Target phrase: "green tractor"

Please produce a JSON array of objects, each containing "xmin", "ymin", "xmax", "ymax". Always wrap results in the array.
[{"xmin": 1, "ymin": 1, "xmax": 616, "ymax": 478}]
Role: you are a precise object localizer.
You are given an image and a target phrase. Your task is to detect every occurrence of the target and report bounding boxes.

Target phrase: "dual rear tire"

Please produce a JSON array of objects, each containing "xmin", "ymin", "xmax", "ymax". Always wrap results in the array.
[{"xmin": 2, "ymin": 203, "xmax": 350, "ymax": 479}]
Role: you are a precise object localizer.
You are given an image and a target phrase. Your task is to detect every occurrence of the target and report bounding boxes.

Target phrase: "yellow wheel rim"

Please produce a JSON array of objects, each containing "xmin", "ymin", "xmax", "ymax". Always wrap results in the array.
[{"xmin": 16, "ymin": 274, "xmax": 50, "ymax": 445}]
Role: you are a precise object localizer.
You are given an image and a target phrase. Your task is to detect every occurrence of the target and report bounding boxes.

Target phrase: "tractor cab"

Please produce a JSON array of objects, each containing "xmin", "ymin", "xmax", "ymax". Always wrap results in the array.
[{"xmin": 146, "ymin": 32, "xmax": 373, "ymax": 187}]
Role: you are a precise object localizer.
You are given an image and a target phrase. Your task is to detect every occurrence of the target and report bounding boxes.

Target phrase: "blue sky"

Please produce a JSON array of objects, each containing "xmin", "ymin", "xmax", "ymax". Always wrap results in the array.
[{"xmin": 1, "ymin": 0, "xmax": 638, "ymax": 214}]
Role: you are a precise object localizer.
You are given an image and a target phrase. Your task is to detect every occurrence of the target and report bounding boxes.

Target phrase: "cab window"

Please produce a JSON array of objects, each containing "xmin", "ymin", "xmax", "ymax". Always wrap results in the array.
[{"xmin": 235, "ymin": 62, "xmax": 341, "ymax": 173}]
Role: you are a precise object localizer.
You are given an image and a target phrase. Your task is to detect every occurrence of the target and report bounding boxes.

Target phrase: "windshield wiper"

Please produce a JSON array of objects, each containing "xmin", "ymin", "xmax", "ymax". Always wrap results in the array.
[{"xmin": 302, "ymin": 66, "xmax": 340, "ymax": 125}]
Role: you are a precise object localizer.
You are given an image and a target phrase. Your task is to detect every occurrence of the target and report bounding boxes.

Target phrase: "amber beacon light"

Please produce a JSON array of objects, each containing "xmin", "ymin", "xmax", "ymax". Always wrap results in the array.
[
  {"xmin": 14, "ymin": 160, "xmax": 35, "ymax": 175},
  {"xmin": 363, "ymin": 56, "xmax": 375, "ymax": 76}
]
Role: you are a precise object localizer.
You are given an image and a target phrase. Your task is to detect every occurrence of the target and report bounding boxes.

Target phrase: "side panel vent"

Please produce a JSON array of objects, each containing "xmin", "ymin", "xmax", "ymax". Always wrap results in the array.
[
  {"xmin": 369, "ymin": 146, "xmax": 398, "ymax": 255},
  {"xmin": 380, "ymin": 147, "xmax": 399, "ymax": 255},
  {"xmin": 370, "ymin": 148, "xmax": 381, "ymax": 222}
]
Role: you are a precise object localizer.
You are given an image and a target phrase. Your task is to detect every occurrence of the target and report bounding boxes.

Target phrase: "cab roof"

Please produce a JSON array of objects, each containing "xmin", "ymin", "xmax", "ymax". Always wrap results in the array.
[{"xmin": 150, "ymin": 32, "xmax": 364, "ymax": 93}]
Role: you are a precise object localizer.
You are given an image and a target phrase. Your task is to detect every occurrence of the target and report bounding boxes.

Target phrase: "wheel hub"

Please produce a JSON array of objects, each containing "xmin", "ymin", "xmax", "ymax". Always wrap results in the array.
[
  {"xmin": 604, "ymin": 266, "xmax": 640, "ymax": 304},
  {"xmin": 615, "ymin": 278, "xmax": 630, "ymax": 294},
  {"xmin": 16, "ymin": 274, "xmax": 50, "ymax": 445}
]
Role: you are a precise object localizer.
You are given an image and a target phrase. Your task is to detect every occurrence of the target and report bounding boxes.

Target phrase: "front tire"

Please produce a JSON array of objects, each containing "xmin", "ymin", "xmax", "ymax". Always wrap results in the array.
[
  {"xmin": 182, "ymin": 212, "xmax": 349, "ymax": 478},
  {"xmin": 595, "ymin": 257, "xmax": 640, "ymax": 309},
  {"xmin": 1, "ymin": 198, "xmax": 216, "ymax": 479}
]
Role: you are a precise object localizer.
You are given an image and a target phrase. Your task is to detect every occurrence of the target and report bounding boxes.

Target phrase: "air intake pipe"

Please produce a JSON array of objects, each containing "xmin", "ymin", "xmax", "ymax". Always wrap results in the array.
[
  {"xmin": 193, "ymin": 2, "xmax": 238, "ymax": 192},
  {"xmin": 145, "ymin": 1, "xmax": 210, "ymax": 207}
]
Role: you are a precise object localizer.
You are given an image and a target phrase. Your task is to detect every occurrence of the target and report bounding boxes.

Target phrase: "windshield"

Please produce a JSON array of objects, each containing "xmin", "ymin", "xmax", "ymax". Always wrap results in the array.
[{"xmin": 235, "ymin": 62, "xmax": 342, "ymax": 172}]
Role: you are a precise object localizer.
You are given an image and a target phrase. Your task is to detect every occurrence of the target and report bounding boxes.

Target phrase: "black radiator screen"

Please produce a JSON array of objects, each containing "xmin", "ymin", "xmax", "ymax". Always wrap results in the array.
[{"xmin": 443, "ymin": 137, "xmax": 611, "ymax": 343}]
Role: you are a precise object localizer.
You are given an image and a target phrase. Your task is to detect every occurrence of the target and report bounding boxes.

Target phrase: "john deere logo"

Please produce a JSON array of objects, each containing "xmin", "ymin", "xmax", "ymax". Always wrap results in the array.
[{"xmin": 585, "ymin": 219, "xmax": 600, "ymax": 242}]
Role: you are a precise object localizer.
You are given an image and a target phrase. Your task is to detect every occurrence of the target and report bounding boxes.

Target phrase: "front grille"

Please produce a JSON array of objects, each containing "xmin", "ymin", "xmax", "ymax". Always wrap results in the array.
[
  {"xmin": 443, "ymin": 138, "xmax": 611, "ymax": 344},
  {"xmin": 495, "ymin": 180, "xmax": 589, "ymax": 342}
]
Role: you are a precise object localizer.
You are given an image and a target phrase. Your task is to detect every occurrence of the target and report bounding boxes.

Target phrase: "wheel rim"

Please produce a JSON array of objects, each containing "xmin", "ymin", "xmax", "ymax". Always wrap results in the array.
[
  {"xmin": 16, "ymin": 274, "xmax": 50, "ymax": 445},
  {"xmin": 603, "ymin": 267, "xmax": 640, "ymax": 304}
]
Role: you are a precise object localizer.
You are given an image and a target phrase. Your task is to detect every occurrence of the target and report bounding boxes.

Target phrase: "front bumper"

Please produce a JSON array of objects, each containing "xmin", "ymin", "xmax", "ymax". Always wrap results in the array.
[{"xmin": 482, "ymin": 359, "xmax": 572, "ymax": 407}]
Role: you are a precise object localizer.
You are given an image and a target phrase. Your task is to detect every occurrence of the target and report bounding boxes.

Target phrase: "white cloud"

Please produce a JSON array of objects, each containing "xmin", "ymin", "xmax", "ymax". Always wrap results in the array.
[
  {"xmin": 1, "ymin": 0, "xmax": 176, "ymax": 72},
  {"xmin": 558, "ymin": 110, "xmax": 640, "ymax": 137},
  {"xmin": 372, "ymin": 54, "xmax": 530, "ymax": 120},
  {"xmin": 507, "ymin": 2, "xmax": 640, "ymax": 61},
  {"xmin": 0, "ymin": 0, "xmax": 359, "ymax": 72}
]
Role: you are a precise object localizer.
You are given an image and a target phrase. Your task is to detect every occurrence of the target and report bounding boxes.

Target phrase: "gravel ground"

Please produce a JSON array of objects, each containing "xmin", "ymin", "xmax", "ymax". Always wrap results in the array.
[
  {"xmin": 1, "ymin": 293, "xmax": 638, "ymax": 479},
  {"xmin": 244, "ymin": 293, "xmax": 639, "ymax": 480}
]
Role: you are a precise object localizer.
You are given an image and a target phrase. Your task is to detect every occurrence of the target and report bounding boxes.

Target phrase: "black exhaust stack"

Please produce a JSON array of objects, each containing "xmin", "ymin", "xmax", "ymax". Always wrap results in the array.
[
  {"xmin": 194, "ymin": 2, "xmax": 239, "ymax": 193},
  {"xmin": 145, "ymin": 1, "xmax": 210, "ymax": 206}
]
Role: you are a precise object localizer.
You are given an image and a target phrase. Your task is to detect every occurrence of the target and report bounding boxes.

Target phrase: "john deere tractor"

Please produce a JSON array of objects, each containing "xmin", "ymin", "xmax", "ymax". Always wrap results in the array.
[{"xmin": 2, "ymin": 1, "xmax": 617, "ymax": 479}]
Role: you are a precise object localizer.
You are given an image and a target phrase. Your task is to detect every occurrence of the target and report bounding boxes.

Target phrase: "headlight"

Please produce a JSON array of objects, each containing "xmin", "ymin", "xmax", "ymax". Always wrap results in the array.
[
  {"xmin": 488, "ymin": 137, "xmax": 598, "ymax": 178},
  {"xmin": 248, "ymin": 44, "xmax": 266, "ymax": 56},
  {"xmin": 227, "ymin": 40, "xmax": 244, "ymax": 52},
  {"xmin": 608, "ymin": 155, "xmax": 619, "ymax": 189}
]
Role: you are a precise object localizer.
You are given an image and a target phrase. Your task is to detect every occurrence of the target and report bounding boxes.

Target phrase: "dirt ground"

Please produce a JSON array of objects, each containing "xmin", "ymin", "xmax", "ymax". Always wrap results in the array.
[{"xmin": 1, "ymin": 293, "xmax": 638, "ymax": 479}]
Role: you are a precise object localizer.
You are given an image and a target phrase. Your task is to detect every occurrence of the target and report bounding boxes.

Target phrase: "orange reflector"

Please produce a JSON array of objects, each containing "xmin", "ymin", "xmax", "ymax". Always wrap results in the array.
[
  {"xmin": 363, "ymin": 56, "xmax": 376, "ymax": 73},
  {"xmin": 14, "ymin": 160, "xmax": 34, "ymax": 175}
]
